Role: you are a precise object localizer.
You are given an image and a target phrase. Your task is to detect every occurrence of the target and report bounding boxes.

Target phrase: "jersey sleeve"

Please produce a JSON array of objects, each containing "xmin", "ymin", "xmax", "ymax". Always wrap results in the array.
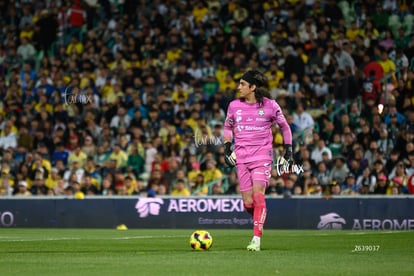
[
  {"xmin": 271, "ymin": 100, "xmax": 292, "ymax": 145},
  {"xmin": 224, "ymin": 102, "xmax": 234, "ymax": 141}
]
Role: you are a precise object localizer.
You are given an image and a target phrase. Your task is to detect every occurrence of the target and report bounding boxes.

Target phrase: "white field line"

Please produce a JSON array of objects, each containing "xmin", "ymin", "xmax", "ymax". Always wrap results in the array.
[
  {"xmin": 0, "ymin": 231, "xmax": 406, "ymax": 242},
  {"xmin": 251, "ymin": 231, "xmax": 408, "ymax": 237},
  {"xmin": 112, "ymin": 235, "xmax": 187, "ymax": 240},
  {"xmin": 0, "ymin": 235, "xmax": 187, "ymax": 242},
  {"xmin": 346, "ymin": 231, "xmax": 403, "ymax": 235}
]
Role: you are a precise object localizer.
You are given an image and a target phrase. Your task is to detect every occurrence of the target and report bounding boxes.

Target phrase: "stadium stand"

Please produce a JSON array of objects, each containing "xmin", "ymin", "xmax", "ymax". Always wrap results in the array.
[{"xmin": 0, "ymin": 0, "xmax": 414, "ymax": 197}]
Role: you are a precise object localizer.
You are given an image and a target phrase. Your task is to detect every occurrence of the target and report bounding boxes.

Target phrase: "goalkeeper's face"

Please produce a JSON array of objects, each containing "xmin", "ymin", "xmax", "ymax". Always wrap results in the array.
[{"xmin": 238, "ymin": 79, "xmax": 255, "ymax": 99}]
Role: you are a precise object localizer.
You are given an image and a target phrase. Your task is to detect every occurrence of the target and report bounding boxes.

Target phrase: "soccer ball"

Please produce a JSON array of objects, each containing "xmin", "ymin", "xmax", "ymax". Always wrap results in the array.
[{"xmin": 189, "ymin": 230, "xmax": 213, "ymax": 251}]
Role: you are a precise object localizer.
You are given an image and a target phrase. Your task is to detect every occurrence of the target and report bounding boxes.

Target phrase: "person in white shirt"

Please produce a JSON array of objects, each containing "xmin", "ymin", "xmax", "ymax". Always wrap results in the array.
[
  {"xmin": 110, "ymin": 106, "xmax": 131, "ymax": 129},
  {"xmin": 293, "ymin": 101, "xmax": 315, "ymax": 131},
  {"xmin": 16, "ymin": 37, "xmax": 36, "ymax": 63},
  {"xmin": 311, "ymin": 139, "xmax": 333, "ymax": 164},
  {"xmin": 0, "ymin": 121, "xmax": 17, "ymax": 151}
]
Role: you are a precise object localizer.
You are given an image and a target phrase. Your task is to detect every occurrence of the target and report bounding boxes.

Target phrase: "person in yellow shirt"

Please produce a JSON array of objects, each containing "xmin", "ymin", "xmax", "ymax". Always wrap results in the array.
[
  {"xmin": 106, "ymin": 82, "xmax": 125, "ymax": 105},
  {"xmin": 101, "ymin": 77, "xmax": 114, "ymax": 98},
  {"xmin": 192, "ymin": 1, "xmax": 209, "ymax": 23},
  {"xmin": 68, "ymin": 146, "xmax": 88, "ymax": 168},
  {"xmin": 346, "ymin": 21, "xmax": 362, "ymax": 42},
  {"xmin": 34, "ymin": 94, "xmax": 53, "ymax": 113},
  {"xmin": 31, "ymin": 152, "xmax": 52, "ymax": 179},
  {"xmin": 203, "ymin": 160, "xmax": 223, "ymax": 186},
  {"xmin": 186, "ymin": 110, "xmax": 201, "ymax": 132},
  {"xmin": 45, "ymin": 168, "xmax": 61, "ymax": 189},
  {"xmin": 219, "ymin": 73, "xmax": 236, "ymax": 92},
  {"xmin": 109, "ymin": 144, "xmax": 128, "ymax": 170},
  {"xmin": 0, "ymin": 168, "xmax": 15, "ymax": 195},
  {"xmin": 123, "ymin": 175, "xmax": 136, "ymax": 195},
  {"xmin": 215, "ymin": 64, "xmax": 229, "ymax": 86},
  {"xmin": 378, "ymin": 50, "xmax": 396, "ymax": 75},
  {"xmin": 166, "ymin": 45, "xmax": 182, "ymax": 63},
  {"xmin": 187, "ymin": 162, "xmax": 202, "ymax": 184},
  {"xmin": 65, "ymin": 35, "xmax": 84, "ymax": 56},
  {"xmin": 192, "ymin": 173, "xmax": 208, "ymax": 196},
  {"xmin": 171, "ymin": 82, "xmax": 189, "ymax": 103},
  {"xmin": 265, "ymin": 62, "xmax": 284, "ymax": 90},
  {"xmin": 20, "ymin": 23, "xmax": 34, "ymax": 40},
  {"xmin": 170, "ymin": 179, "xmax": 191, "ymax": 196},
  {"xmin": 108, "ymin": 51, "xmax": 131, "ymax": 71},
  {"xmin": 361, "ymin": 20, "xmax": 380, "ymax": 41}
]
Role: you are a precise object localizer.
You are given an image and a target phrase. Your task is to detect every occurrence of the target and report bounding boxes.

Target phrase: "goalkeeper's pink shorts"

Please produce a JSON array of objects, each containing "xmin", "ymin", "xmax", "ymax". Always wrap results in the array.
[{"xmin": 236, "ymin": 161, "xmax": 272, "ymax": 192}]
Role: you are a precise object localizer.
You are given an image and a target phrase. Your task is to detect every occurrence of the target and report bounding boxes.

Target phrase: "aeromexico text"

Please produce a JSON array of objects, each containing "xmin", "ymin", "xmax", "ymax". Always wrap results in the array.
[
  {"xmin": 163, "ymin": 199, "xmax": 414, "ymax": 230},
  {"xmin": 351, "ymin": 219, "xmax": 414, "ymax": 230},
  {"xmin": 167, "ymin": 198, "xmax": 244, "ymax": 213}
]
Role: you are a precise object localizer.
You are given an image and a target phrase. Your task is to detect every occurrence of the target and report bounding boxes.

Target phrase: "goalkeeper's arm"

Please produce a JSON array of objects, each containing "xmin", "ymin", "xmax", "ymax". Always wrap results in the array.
[
  {"xmin": 277, "ymin": 111, "xmax": 294, "ymax": 168},
  {"xmin": 224, "ymin": 111, "xmax": 236, "ymax": 167}
]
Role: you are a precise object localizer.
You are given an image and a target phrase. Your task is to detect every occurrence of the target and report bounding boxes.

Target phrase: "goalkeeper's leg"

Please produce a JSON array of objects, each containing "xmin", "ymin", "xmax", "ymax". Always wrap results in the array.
[
  {"xmin": 246, "ymin": 186, "xmax": 267, "ymax": 252},
  {"xmin": 241, "ymin": 190, "xmax": 254, "ymax": 216},
  {"xmin": 253, "ymin": 191, "xmax": 267, "ymax": 238},
  {"xmin": 248, "ymin": 162, "xmax": 271, "ymax": 251},
  {"xmin": 239, "ymin": 164, "xmax": 254, "ymax": 216}
]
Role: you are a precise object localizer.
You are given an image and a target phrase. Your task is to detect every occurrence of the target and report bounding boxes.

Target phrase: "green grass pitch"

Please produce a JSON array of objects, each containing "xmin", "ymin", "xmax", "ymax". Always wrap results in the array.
[{"xmin": 0, "ymin": 229, "xmax": 413, "ymax": 275}]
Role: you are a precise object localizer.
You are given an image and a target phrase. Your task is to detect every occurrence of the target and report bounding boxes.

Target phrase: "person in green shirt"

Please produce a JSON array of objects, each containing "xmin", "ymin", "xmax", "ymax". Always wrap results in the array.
[
  {"xmin": 94, "ymin": 143, "xmax": 111, "ymax": 168},
  {"xmin": 329, "ymin": 133, "xmax": 344, "ymax": 158},
  {"xmin": 371, "ymin": 5, "xmax": 389, "ymax": 32},
  {"xmin": 126, "ymin": 146, "xmax": 145, "ymax": 177},
  {"xmin": 395, "ymin": 27, "xmax": 411, "ymax": 49}
]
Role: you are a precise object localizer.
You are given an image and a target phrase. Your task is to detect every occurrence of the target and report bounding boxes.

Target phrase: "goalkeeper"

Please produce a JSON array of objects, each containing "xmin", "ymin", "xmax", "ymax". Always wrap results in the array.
[{"xmin": 223, "ymin": 70, "xmax": 293, "ymax": 251}]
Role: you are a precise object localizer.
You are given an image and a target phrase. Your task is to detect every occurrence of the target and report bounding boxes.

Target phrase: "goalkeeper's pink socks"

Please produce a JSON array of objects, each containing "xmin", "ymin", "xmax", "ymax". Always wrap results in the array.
[
  {"xmin": 253, "ymin": 193, "xmax": 267, "ymax": 237},
  {"xmin": 244, "ymin": 202, "xmax": 254, "ymax": 216}
]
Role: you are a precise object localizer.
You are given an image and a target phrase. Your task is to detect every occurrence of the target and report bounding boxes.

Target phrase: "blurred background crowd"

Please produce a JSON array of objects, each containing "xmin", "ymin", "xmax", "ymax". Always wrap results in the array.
[{"xmin": 1, "ymin": 0, "xmax": 414, "ymax": 198}]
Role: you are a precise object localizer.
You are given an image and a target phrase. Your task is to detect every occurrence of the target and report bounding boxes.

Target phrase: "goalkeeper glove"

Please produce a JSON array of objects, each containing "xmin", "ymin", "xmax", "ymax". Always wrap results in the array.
[{"xmin": 224, "ymin": 142, "xmax": 236, "ymax": 167}]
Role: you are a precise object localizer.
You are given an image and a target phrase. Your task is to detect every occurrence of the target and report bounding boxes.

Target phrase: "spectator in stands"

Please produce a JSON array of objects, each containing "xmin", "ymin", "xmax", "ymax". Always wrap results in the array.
[
  {"xmin": 378, "ymin": 49, "xmax": 397, "ymax": 75},
  {"xmin": 311, "ymin": 139, "xmax": 333, "ymax": 164},
  {"xmin": 30, "ymin": 176, "xmax": 49, "ymax": 196},
  {"xmin": 63, "ymin": 160, "xmax": 85, "ymax": 185},
  {"xmin": 66, "ymin": 0, "xmax": 87, "ymax": 38},
  {"xmin": 35, "ymin": 8, "xmax": 58, "ymax": 54},
  {"xmin": 15, "ymin": 180, "xmax": 32, "ymax": 196},
  {"xmin": 192, "ymin": 173, "xmax": 208, "ymax": 196},
  {"xmin": 374, "ymin": 173, "xmax": 389, "ymax": 194},
  {"xmin": 109, "ymin": 144, "xmax": 128, "ymax": 171},
  {"xmin": 314, "ymin": 160, "xmax": 331, "ymax": 187},
  {"xmin": 329, "ymin": 156, "xmax": 349, "ymax": 186},
  {"xmin": 357, "ymin": 166, "xmax": 376, "ymax": 194},
  {"xmin": 0, "ymin": 120, "xmax": 17, "ymax": 151},
  {"xmin": 170, "ymin": 178, "xmax": 190, "ymax": 196},
  {"xmin": 341, "ymin": 173, "xmax": 357, "ymax": 195},
  {"xmin": 65, "ymin": 35, "xmax": 84, "ymax": 56},
  {"xmin": 292, "ymin": 101, "xmax": 314, "ymax": 132},
  {"xmin": 17, "ymin": 37, "xmax": 36, "ymax": 64},
  {"xmin": 81, "ymin": 175, "xmax": 98, "ymax": 195},
  {"xmin": 377, "ymin": 128, "xmax": 395, "ymax": 157},
  {"xmin": 203, "ymin": 159, "xmax": 223, "ymax": 187},
  {"xmin": 0, "ymin": 168, "xmax": 14, "ymax": 196},
  {"xmin": 68, "ymin": 146, "xmax": 87, "ymax": 168}
]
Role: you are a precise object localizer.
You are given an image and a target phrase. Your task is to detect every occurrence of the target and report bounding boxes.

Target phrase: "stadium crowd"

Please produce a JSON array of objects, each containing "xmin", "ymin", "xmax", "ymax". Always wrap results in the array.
[{"xmin": 1, "ymin": 0, "xmax": 414, "ymax": 198}]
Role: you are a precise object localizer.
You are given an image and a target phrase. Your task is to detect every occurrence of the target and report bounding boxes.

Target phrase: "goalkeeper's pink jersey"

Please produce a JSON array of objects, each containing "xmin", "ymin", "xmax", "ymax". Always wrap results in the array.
[{"xmin": 224, "ymin": 97, "xmax": 292, "ymax": 164}]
